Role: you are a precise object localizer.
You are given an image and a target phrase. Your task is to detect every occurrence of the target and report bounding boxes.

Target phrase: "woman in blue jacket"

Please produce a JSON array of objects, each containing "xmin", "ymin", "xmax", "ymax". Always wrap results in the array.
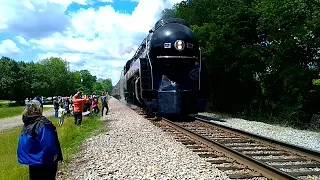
[{"xmin": 17, "ymin": 100, "xmax": 63, "ymax": 180}]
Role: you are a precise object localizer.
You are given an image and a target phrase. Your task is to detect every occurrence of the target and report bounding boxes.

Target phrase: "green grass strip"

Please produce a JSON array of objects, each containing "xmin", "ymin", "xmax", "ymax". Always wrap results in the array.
[{"xmin": 0, "ymin": 115, "xmax": 104, "ymax": 180}]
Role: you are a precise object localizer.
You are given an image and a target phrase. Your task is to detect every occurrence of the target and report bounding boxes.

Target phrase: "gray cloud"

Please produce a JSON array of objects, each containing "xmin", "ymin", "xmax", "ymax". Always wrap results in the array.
[
  {"xmin": 72, "ymin": 59, "xmax": 87, "ymax": 66},
  {"xmin": 5, "ymin": 3, "xmax": 70, "ymax": 39}
]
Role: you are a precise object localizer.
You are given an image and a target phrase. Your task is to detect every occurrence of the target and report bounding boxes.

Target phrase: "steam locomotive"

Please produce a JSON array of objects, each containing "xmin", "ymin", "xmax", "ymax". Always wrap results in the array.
[{"xmin": 112, "ymin": 18, "xmax": 208, "ymax": 116}]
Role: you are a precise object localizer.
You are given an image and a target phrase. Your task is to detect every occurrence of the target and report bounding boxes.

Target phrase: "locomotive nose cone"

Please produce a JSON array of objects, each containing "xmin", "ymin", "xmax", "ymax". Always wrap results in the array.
[
  {"xmin": 164, "ymin": 30, "xmax": 171, "ymax": 36},
  {"xmin": 150, "ymin": 23, "xmax": 196, "ymax": 48}
]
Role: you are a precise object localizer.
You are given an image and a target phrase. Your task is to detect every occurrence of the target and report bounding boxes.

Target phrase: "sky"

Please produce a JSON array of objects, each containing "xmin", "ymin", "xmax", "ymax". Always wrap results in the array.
[{"xmin": 0, "ymin": 0, "xmax": 183, "ymax": 85}]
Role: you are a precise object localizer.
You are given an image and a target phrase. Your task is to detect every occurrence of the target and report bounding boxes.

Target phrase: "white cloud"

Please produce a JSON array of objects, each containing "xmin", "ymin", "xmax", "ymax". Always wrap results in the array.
[
  {"xmin": 0, "ymin": 0, "xmax": 183, "ymax": 84},
  {"xmin": 98, "ymin": 0, "xmax": 113, "ymax": 2},
  {"xmin": 24, "ymin": 0, "xmax": 36, "ymax": 10},
  {"xmin": 0, "ymin": 39, "xmax": 23, "ymax": 55},
  {"xmin": 49, "ymin": 0, "xmax": 89, "ymax": 5},
  {"xmin": 16, "ymin": 36, "xmax": 30, "ymax": 46}
]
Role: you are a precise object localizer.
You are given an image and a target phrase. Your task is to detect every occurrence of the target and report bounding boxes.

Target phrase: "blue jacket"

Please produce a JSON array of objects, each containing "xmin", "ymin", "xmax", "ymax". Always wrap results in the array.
[{"xmin": 17, "ymin": 116, "xmax": 63, "ymax": 166}]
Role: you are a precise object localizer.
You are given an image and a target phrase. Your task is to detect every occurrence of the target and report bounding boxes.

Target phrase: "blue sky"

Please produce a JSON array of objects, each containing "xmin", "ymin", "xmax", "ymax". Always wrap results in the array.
[
  {"xmin": 0, "ymin": 0, "xmax": 182, "ymax": 85},
  {"xmin": 67, "ymin": 0, "xmax": 137, "ymax": 14}
]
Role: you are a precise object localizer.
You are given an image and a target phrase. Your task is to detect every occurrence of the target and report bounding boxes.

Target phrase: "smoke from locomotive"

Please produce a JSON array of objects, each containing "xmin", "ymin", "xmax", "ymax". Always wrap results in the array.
[
  {"xmin": 112, "ymin": 70, "xmax": 125, "ymax": 101},
  {"xmin": 112, "ymin": 18, "xmax": 209, "ymax": 116}
]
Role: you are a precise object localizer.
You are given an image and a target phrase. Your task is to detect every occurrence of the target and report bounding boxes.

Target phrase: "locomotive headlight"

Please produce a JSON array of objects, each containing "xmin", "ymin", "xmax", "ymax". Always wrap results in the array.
[{"xmin": 174, "ymin": 40, "xmax": 185, "ymax": 51}]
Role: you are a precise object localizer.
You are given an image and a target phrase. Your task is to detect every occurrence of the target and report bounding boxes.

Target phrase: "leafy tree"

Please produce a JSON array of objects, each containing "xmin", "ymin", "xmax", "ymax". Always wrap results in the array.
[
  {"xmin": 0, "ymin": 56, "xmax": 113, "ymax": 103},
  {"xmin": 161, "ymin": 8, "xmax": 176, "ymax": 19},
  {"xmin": 93, "ymin": 78, "xmax": 112, "ymax": 95},
  {"xmin": 163, "ymin": 0, "xmax": 320, "ymax": 126},
  {"xmin": 79, "ymin": 70, "xmax": 97, "ymax": 95}
]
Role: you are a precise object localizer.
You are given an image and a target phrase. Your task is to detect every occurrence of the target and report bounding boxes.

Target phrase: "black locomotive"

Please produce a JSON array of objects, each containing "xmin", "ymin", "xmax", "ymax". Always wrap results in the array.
[{"xmin": 112, "ymin": 18, "xmax": 208, "ymax": 116}]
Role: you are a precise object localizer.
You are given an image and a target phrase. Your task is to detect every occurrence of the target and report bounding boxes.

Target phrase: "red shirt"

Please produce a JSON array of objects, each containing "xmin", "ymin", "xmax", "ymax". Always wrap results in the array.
[{"xmin": 72, "ymin": 96, "xmax": 89, "ymax": 112}]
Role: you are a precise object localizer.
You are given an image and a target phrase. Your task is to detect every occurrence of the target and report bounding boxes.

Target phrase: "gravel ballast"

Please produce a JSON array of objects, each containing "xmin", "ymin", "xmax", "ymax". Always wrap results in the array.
[
  {"xmin": 58, "ymin": 98, "xmax": 230, "ymax": 180},
  {"xmin": 199, "ymin": 112, "xmax": 320, "ymax": 152}
]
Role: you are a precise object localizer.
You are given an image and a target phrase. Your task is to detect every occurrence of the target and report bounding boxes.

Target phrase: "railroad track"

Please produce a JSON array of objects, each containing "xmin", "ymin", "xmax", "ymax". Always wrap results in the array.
[{"xmin": 134, "ymin": 109, "xmax": 320, "ymax": 179}]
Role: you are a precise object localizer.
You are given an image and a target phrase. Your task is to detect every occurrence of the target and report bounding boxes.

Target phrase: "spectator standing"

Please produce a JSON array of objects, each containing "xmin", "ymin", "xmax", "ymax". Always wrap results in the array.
[
  {"xmin": 33, "ymin": 93, "xmax": 43, "ymax": 110},
  {"xmin": 53, "ymin": 97, "xmax": 59, "ymax": 118},
  {"xmin": 72, "ymin": 92, "xmax": 89, "ymax": 126},
  {"xmin": 58, "ymin": 104, "xmax": 66, "ymax": 126},
  {"xmin": 100, "ymin": 92, "xmax": 109, "ymax": 116},
  {"xmin": 17, "ymin": 100, "xmax": 63, "ymax": 180},
  {"xmin": 92, "ymin": 96, "xmax": 99, "ymax": 116},
  {"xmin": 69, "ymin": 95, "xmax": 73, "ymax": 115},
  {"xmin": 61, "ymin": 97, "xmax": 65, "ymax": 108},
  {"xmin": 64, "ymin": 97, "xmax": 70, "ymax": 114},
  {"xmin": 106, "ymin": 92, "xmax": 110, "ymax": 113},
  {"xmin": 85, "ymin": 95, "xmax": 92, "ymax": 113}
]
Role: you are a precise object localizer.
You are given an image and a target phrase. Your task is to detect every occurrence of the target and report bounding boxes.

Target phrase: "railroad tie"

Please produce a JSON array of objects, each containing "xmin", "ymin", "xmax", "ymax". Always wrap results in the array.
[{"xmin": 227, "ymin": 173, "xmax": 258, "ymax": 179}]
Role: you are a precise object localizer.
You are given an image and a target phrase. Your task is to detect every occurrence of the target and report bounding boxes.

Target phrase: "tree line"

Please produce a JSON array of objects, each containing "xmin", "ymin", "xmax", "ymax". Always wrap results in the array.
[
  {"xmin": 162, "ymin": 0, "xmax": 320, "ymax": 126},
  {"xmin": 0, "ymin": 57, "xmax": 112, "ymax": 104}
]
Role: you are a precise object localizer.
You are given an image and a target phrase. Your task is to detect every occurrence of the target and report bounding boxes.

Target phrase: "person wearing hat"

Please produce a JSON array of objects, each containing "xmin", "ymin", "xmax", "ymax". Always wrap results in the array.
[{"xmin": 17, "ymin": 100, "xmax": 63, "ymax": 180}]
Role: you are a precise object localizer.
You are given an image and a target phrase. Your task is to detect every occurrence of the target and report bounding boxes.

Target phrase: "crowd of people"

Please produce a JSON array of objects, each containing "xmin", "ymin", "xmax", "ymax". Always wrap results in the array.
[
  {"xmin": 17, "ymin": 91, "xmax": 110, "ymax": 179},
  {"xmin": 52, "ymin": 91, "xmax": 110, "ymax": 126}
]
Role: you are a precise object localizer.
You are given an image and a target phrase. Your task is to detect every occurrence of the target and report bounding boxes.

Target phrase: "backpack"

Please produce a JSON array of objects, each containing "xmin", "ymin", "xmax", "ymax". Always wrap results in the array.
[{"xmin": 17, "ymin": 116, "xmax": 63, "ymax": 166}]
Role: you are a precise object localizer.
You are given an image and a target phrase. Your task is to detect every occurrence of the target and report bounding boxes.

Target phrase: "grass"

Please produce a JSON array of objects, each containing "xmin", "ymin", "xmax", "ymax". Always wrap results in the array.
[
  {"xmin": 0, "ymin": 115, "xmax": 104, "ymax": 180},
  {"xmin": 0, "ymin": 100, "xmax": 15, "ymax": 104},
  {"xmin": 0, "ymin": 107, "xmax": 51, "ymax": 119}
]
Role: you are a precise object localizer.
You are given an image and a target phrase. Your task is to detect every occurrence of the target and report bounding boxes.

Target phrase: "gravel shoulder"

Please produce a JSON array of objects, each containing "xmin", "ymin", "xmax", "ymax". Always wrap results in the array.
[
  {"xmin": 0, "ymin": 106, "xmax": 54, "ymax": 132},
  {"xmin": 199, "ymin": 112, "xmax": 320, "ymax": 152},
  {"xmin": 58, "ymin": 98, "xmax": 230, "ymax": 180}
]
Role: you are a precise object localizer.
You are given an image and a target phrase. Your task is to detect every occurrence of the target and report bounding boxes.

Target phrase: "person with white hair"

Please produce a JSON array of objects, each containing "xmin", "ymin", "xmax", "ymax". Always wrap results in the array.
[{"xmin": 17, "ymin": 100, "xmax": 63, "ymax": 180}]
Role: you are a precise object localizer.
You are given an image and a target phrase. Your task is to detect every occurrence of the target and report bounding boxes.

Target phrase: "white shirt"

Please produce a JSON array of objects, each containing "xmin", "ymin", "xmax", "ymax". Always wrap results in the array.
[{"xmin": 58, "ymin": 108, "xmax": 66, "ymax": 118}]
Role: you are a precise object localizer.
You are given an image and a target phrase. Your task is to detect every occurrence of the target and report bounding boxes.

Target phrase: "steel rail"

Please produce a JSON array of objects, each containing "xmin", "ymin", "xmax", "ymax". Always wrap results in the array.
[
  {"xmin": 161, "ymin": 118, "xmax": 298, "ymax": 180},
  {"xmin": 194, "ymin": 115, "xmax": 320, "ymax": 162},
  {"xmin": 130, "ymin": 106, "xmax": 320, "ymax": 179}
]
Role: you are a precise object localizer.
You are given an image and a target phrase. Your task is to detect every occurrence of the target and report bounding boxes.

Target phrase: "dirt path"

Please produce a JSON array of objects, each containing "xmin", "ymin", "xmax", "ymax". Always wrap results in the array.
[{"xmin": 0, "ymin": 106, "xmax": 54, "ymax": 132}]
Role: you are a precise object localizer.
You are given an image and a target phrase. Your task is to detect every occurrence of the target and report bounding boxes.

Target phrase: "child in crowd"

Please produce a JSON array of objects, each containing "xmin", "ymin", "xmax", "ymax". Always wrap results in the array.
[{"xmin": 58, "ymin": 104, "xmax": 66, "ymax": 126}]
